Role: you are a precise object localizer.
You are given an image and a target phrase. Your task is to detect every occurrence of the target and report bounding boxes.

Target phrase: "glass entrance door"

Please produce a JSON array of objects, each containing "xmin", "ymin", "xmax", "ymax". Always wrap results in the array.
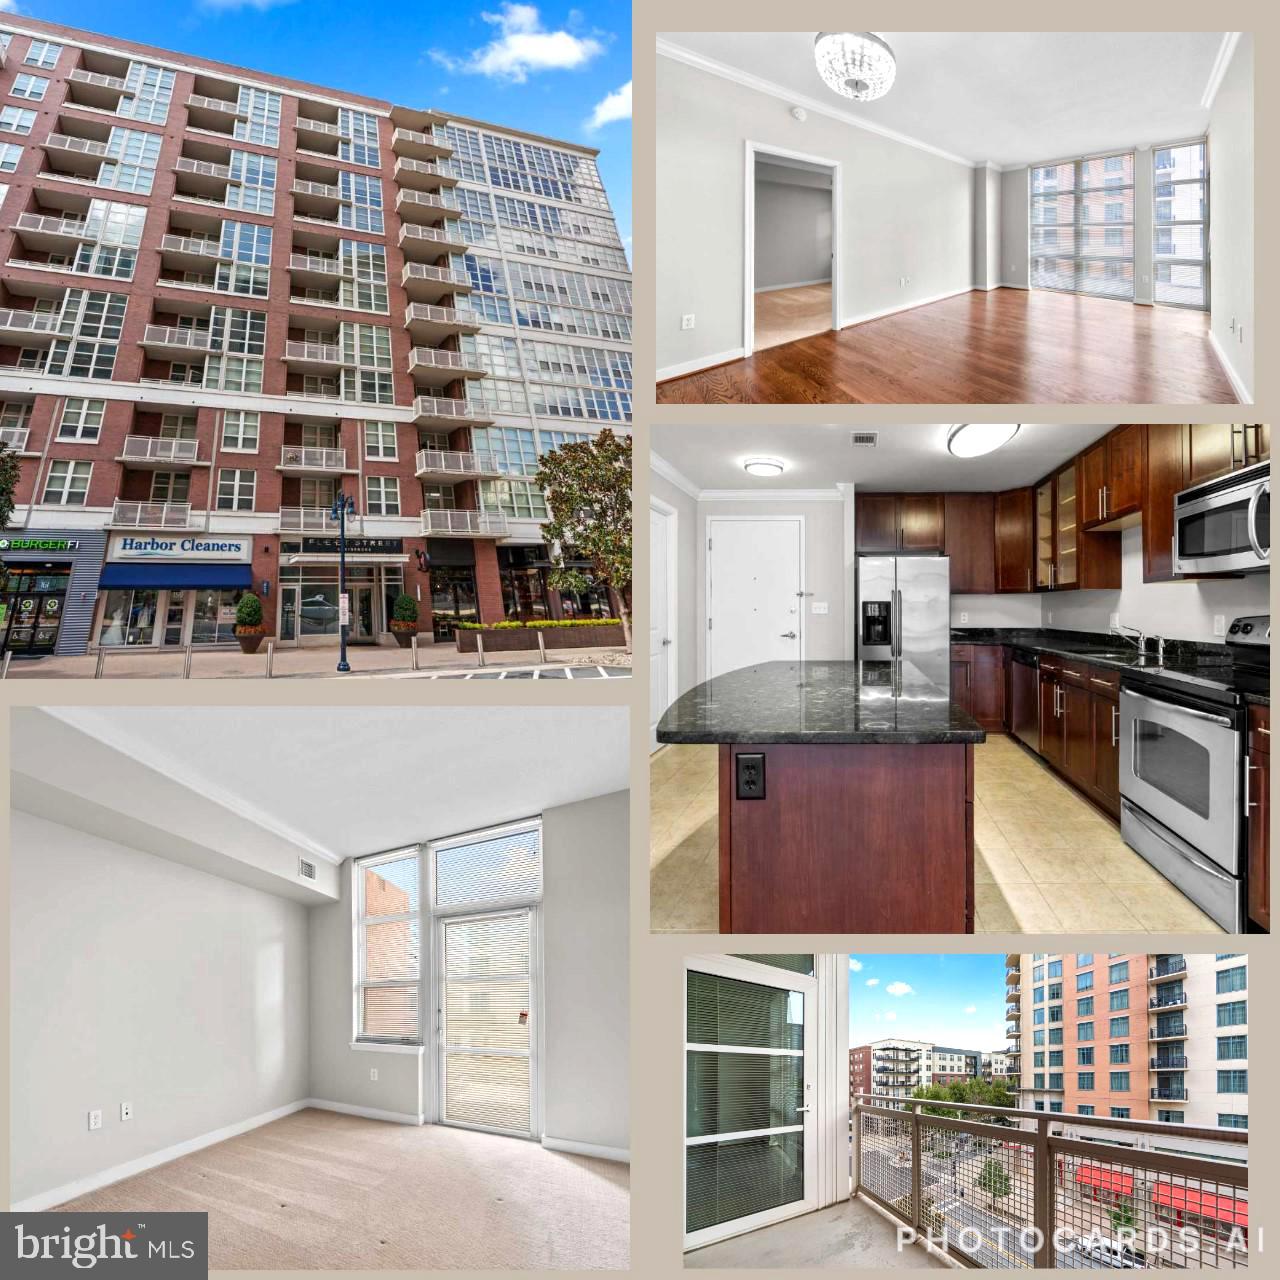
[
  {"xmin": 279, "ymin": 585, "xmax": 300, "ymax": 644},
  {"xmin": 350, "ymin": 584, "xmax": 376, "ymax": 643},
  {"xmin": 684, "ymin": 957, "xmax": 817, "ymax": 1251},
  {"xmin": 431, "ymin": 566, "xmax": 478, "ymax": 641},
  {"xmin": 1, "ymin": 566, "xmax": 72, "ymax": 656},
  {"xmin": 439, "ymin": 909, "xmax": 534, "ymax": 1137}
]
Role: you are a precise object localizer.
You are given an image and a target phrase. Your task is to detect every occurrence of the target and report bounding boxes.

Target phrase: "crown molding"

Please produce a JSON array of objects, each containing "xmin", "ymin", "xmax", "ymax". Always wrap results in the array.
[
  {"xmin": 657, "ymin": 37, "xmax": 977, "ymax": 170},
  {"xmin": 1201, "ymin": 32, "xmax": 1242, "ymax": 110},
  {"xmin": 649, "ymin": 451, "xmax": 700, "ymax": 499}
]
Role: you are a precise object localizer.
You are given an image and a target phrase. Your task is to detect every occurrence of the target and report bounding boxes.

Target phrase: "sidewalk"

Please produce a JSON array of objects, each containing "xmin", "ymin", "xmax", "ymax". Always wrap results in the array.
[{"xmin": 2, "ymin": 643, "xmax": 633, "ymax": 680}]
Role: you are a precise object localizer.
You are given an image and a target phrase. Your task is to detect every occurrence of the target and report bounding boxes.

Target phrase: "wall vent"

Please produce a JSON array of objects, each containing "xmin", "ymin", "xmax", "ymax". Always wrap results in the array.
[
  {"xmin": 298, "ymin": 858, "xmax": 317, "ymax": 881},
  {"xmin": 850, "ymin": 431, "xmax": 879, "ymax": 448}
]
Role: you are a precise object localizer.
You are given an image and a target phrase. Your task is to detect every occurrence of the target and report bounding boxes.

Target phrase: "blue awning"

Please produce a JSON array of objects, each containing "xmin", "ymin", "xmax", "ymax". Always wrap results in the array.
[{"xmin": 99, "ymin": 563, "xmax": 254, "ymax": 590}]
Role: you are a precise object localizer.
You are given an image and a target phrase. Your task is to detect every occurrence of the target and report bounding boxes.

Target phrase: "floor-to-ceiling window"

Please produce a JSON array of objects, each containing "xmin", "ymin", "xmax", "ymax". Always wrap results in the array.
[{"xmin": 1153, "ymin": 139, "xmax": 1209, "ymax": 309}]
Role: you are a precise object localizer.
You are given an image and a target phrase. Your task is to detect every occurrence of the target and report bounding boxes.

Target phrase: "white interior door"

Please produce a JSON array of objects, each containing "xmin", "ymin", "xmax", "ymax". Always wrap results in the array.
[
  {"xmin": 650, "ymin": 501, "xmax": 674, "ymax": 751},
  {"xmin": 707, "ymin": 517, "xmax": 803, "ymax": 679}
]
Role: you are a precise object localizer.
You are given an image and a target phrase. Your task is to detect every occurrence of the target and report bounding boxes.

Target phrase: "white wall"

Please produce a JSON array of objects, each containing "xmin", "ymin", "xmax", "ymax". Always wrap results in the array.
[
  {"xmin": 1042, "ymin": 527, "xmax": 1270, "ymax": 641},
  {"xmin": 951, "ymin": 594, "xmax": 1043, "ymax": 629},
  {"xmin": 656, "ymin": 54, "xmax": 974, "ymax": 376},
  {"xmin": 10, "ymin": 811, "xmax": 311, "ymax": 1207},
  {"xmin": 754, "ymin": 171, "xmax": 832, "ymax": 291},
  {"xmin": 1000, "ymin": 167, "xmax": 1029, "ymax": 287},
  {"xmin": 1209, "ymin": 34, "xmax": 1254, "ymax": 400},
  {"xmin": 973, "ymin": 164, "xmax": 1002, "ymax": 290},
  {"xmin": 541, "ymin": 791, "xmax": 630, "ymax": 1159},
  {"xmin": 651, "ymin": 468, "xmax": 699, "ymax": 699}
]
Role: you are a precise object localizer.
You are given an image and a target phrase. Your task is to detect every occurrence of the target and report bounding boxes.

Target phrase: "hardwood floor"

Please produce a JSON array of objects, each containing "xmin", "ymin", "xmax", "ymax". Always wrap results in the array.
[
  {"xmin": 754, "ymin": 282, "xmax": 832, "ymax": 350},
  {"xmin": 657, "ymin": 287, "xmax": 1238, "ymax": 405}
]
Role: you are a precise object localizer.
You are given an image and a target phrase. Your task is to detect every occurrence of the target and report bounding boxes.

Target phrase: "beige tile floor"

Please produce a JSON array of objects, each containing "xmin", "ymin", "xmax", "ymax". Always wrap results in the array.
[
  {"xmin": 649, "ymin": 736, "xmax": 1223, "ymax": 934},
  {"xmin": 754, "ymin": 283, "xmax": 833, "ymax": 351}
]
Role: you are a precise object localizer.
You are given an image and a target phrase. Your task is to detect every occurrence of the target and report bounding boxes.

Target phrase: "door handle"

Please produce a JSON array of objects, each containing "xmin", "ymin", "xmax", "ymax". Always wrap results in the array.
[
  {"xmin": 1111, "ymin": 704, "xmax": 1119, "ymax": 747},
  {"xmin": 661, "ymin": 637, "xmax": 672, "ymax": 646},
  {"xmin": 780, "ymin": 631, "xmax": 797, "ymax": 639},
  {"xmin": 1245, "ymin": 757, "xmax": 1257, "ymax": 816},
  {"xmin": 1246, "ymin": 480, "xmax": 1269, "ymax": 562},
  {"xmin": 795, "ymin": 1105, "xmax": 812, "ymax": 1114}
]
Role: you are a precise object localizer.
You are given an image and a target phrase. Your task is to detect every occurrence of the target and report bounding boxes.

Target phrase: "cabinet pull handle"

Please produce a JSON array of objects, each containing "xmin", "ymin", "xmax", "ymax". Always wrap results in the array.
[
  {"xmin": 1090, "ymin": 676, "xmax": 1114, "ymax": 687},
  {"xmin": 1111, "ymin": 704, "xmax": 1119, "ymax": 747},
  {"xmin": 1102, "ymin": 485, "xmax": 1109, "ymax": 519},
  {"xmin": 1230, "ymin": 425, "xmax": 1243, "ymax": 468},
  {"xmin": 1062, "ymin": 669, "xmax": 1081, "ymax": 678},
  {"xmin": 1245, "ymin": 757, "xmax": 1258, "ymax": 816}
]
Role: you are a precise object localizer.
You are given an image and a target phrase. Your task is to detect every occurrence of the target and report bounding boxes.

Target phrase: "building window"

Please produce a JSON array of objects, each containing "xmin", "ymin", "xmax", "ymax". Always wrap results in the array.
[
  {"xmin": 1158, "ymin": 1110, "xmax": 1184, "ymax": 1124},
  {"xmin": 1216, "ymin": 966, "xmax": 1247, "ymax": 994},
  {"xmin": 0, "ymin": 105, "xmax": 38, "ymax": 135},
  {"xmin": 57, "ymin": 398, "xmax": 106, "ymax": 442},
  {"xmin": 1109, "ymin": 1016, "xmax": 1130, "ymax": 1038},
  {"xmin": 221, "ymin": 410, "xmax": 260, "ymax": 452},
  {"xmin": 1077, "ymin": 996, "xmax": 1093, "ymax": 1016},
  {"xmin": 1076, "ymin": 971, "xmax": 1094, "ymax": 991},
  {"xmin": 1108, "ymin": 989, "xmax": 1129, "ymax": 1011},
  {"xmin": 1048, "ymin": 1028, "xmax": 1063, "ymax": 1045},
  {"xmin": 1033, "ymin": 986, "xmax": 1044, "ymax": 1004},
  {"xmin": 355, "ymin": 848, "xmax": 420, "ymax": 1045},
  {"xmin": 1109, "ymin": 1072, "xmax": 1130, "ymax": 1091},
  {"xmin": 364, "ymin": 421, "xmax": 397, "ymax": 460},
  {"xmin": 1108, "ymin": 961, "xmax": 1129, "ymax": 984},
  {"xmin": 1217, "ymin": 1035, "xmax": 1247, "ymax": 1060},
  {"xmin": 1217, "ymin": 1000, "xmax": 1247, "ymax": 1027},
  {"xmin": 235, "ymin": 85, "xmax": 281, "ymax": 147},
  {"xmin": 0, "ymin": 142, "xmax": 21, "ymax": 173},
  {"xmin": 1077, "ymin": 1047, "xmax": 1093, "ymax": 1065},
  {"xmin": 41, "ymin": 459, "xmax": 91, "ymax": 504},
  {"xmin": 216, "ymin": 468, "xmax": 255, "ymax": 511},
  {"xmin": 1078, "ymin": 1105, "xmax": 1094, "ymax": 1116},
  {"xmin": 365, "ymin": 475, "xmax": 400, "ymax": 516},
  {"xmin": 24, "ymin": 40, "xmax": 62, "ymax": 68},
  {"xmin": 150, "ymin": 471, "xmax": 190, "ymax": 503},
  {"xmin": 1047, "ymin": 960, "xmax": 1062, "ymax": 978},
  {"xmin": 1152, "ymin": 140, "xmax": 1208, "ymax": 309},
  {"xmin": 1218, "ymin": 1114, "xmax": 1248, "ymax": 1129},
  {"xmin": 10, "ymin": 73, "xmax": 49, "ymax": 101},
  {"xmin": 1077, "ymin": 1021, "xmax": 1094, "ymax": 1041},
  {"xmin": 1109, "ymin": 1043, "xmax": 1130, "ymax": 1065},
  {"xmin": 1217, "ymin": 1070, "xmax": 1247, "ymax": 1094},
  {"xmin": 1077, "ymin": 1072, "xmax": 1094, "ymax": 1091}
]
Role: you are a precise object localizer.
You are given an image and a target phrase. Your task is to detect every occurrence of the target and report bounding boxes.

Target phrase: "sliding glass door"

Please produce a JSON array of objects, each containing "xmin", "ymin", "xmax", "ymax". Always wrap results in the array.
[
  {"xmin": 684, "ymin": 956, "xmax": 817, "ymax": 1250},
  {"xmin": 1153, "ymin": 140, "xmax": 1209, "ymax": 309}
]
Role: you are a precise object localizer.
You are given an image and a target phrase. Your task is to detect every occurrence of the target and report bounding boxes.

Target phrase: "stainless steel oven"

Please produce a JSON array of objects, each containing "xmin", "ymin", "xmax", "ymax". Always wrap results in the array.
[{"xmin": 1173, "ymin": 460, "xmax": 1269, "ymax": 575}]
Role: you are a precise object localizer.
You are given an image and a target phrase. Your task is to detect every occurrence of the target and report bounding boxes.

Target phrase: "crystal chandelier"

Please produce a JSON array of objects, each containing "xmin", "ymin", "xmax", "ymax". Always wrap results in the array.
[{"xmin": 813, "ymin": 31, "xmax": 897, "ymax": 102}]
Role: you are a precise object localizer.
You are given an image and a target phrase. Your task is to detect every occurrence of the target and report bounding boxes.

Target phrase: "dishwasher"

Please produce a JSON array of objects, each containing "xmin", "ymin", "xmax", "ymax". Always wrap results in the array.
[{"xmin": 1010, "ymin": 648, "xmax": 1040, "ymax": 751}]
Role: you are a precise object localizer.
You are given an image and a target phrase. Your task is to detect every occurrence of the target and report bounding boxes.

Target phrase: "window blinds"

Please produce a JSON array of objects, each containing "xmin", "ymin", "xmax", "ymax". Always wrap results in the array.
[
  {"xmin": 356, "ymin": 850, "xmax": 420, "ymax": 1043},
  {"xmin": 1030, "ymin": 152, "xmax": 1135, "ymax": 301},
  {"xmin": 433, "ymin": 823, "xmax": 542, "ymax": 908},
  {"xmin": 1153, "ymin": 141, "xmax": 1208, "ymax": 309}
]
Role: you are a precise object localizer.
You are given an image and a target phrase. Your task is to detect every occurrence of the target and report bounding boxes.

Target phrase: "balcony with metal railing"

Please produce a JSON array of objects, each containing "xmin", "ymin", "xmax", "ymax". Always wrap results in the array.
[
  {"xmin": 281, "ymin": 340, "xmax": 346, "ymax": 373},
  {"xmin": 399, "ymin": 221, "xmax": 468, "ymax": 261},
  {"xmin": 1150, "ymin": 1021, "xmax": 1188, "ymax": 1040},
  {"xmin": 1150, "ymin": 1086, "xmax": 1189, "ymax": 1101},
  {"xmin": 0, "ymin": 308, "xmax": 61, "ymax": 345},
  {"xmin": 413, "ymin": 394, "xmax": 494, "ymax": 429},
  {"xmin": 172, "ymin": 154, "xmax": 232, "ymax": 199},
  {"xmin": 141, "ymin": 324, "xmax": 222, "ymax": 356},
  {"xmin": 42, "ymin": 128, "xmax": 111, "ymax": 179},
  {"xmin": 159, "ymin": 233, "xmax": 230, "ymax": 269},
  {"xmin": 12, "ymin": 211, "xmax": 96, "ymax": 250},
  {"xmin": 278, "ymin": 445, "xmax": 350, "ymax": 474},
  {"xmin": 288, "ymin": 252, "xmax": 353, "ymax": 287},
  {"xmin": 420, "ymin": 508, "xmax": 509, "ymax": 539},
  {"xmin": 117, "ymin": 436, "xmax": 204, "ymax": 468},
  {"xmin": 66, "ymin": 66, "xmax": 128, "ymax": 110},
  {"xmin": 1149, "ymin": 991, "xmax": 1189, "ymax": 1012},
  {"xmin": 290, "ymin": 178, "xmax": 343, "ymax": 216},
  {"xmin": 407, "ymin": 346, "xmax": 485, "ymax": 387},
  {"xmin": 404, "ymin": 301, "xmax": 481, "ymax": 343},
  {"xmin": 391, "ymin": 126, "xmax": 451, "ymax": 161},
  {"xmin": 278, "ymin": 506, "xmax": 342, "ymax": 533},
  {"xmin": 1150, "ymin": 959, "xmax": 1189, "ymax": 982},
  {"xmin": 844, "ymin": 1093, "xmax": 1248, "ymax": 1270},
  {"xmin": 393, "ymin": 156, "xmax": 459, "ymax": 191},
  {"xmin": 185, "ymin": 93, "xmax": 244, "ymax": 136},
  {"xmin": 401, "ymin": 261, "xmax": 472, "ymax": 303},
  {"xmin": 0, "ymin": 425, "xmax": 32, "ymax": 452},
  {"xmin": 414, "ymin": 448, "xmax": 504, "ymax": 481},
  {"xmin": 110, "ymin": 500, "xmax": 195, "ymax": 529},
  {"xmin": 1151, "ymin": 1054, "xmax": 1190, "ymax": 1070},
  {"xmin": 395, "ymin": 188, "xmax": 462, "ymax": 226}
]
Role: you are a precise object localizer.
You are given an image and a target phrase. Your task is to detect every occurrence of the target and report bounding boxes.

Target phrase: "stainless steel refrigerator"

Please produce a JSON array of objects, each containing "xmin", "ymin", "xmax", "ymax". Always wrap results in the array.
[{"xmin": 856, "ymin": 556, "xmax": 951, "ymax": 686}]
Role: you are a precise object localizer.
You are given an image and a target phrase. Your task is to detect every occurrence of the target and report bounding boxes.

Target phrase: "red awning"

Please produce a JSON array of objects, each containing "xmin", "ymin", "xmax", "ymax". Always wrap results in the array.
[
  {"xmin": 1075, "ymin": 1164, "xmax": 1134, "ymax": 1196},
  {"xmin": 1152, "ymin": 1183, "xmax": 1249, "ymax": 1228}
]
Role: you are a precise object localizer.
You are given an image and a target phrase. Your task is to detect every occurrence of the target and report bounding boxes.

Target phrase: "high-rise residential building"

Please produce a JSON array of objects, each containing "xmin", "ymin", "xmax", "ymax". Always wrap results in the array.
[
  {"xmin": 1007, "ymin": 951, "xmax": 1248, "ymax": 1161},
  {"xmin": 982, "ymin": 1049, "xmax": 1011, "ymax": 1082},
  {"xmin": 0, "ymin": 16, "xmax": 631, "ymax": 657}
]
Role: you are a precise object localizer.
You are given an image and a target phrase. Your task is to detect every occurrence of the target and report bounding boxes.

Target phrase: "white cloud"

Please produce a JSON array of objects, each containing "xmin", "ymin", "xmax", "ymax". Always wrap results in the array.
[
  {"xmin": 849, "ymin": 958, "xmax": 863, "ymax": 972},
  {"xmin": 431, "ymin": 4, "xmax": 603, "ymax": 83},
  {"xmin": 587, "ymin": 79, "xmax": 630, "ymax": 130},
  {"xmin": 865, "ymin": 978, "xmax": 879, "ymax": 987},
  {"xmin": 885, "ymin": 981, "xmax": 914, "ymax": 997},
  {"xmin": 964, "ymin": 1005, "xmax": 977, "ymax": 1014},
  {"xmin": 884, "ymin": 1010, "xmax": 897, "ymax": 1021},
  {"xmin": 0, "ymin": 0, "xmax": 20, "ymax": 11}
]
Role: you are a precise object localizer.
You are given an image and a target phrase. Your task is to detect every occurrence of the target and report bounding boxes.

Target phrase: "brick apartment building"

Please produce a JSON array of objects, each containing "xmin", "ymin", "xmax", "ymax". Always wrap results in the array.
[
  {"xmin": 0, "ymin": 15, "xmax": 631, "ymax": 656},
  {"xmin": 850, "ymin": 1038, "xmax": 981, "ymax": 1106}
]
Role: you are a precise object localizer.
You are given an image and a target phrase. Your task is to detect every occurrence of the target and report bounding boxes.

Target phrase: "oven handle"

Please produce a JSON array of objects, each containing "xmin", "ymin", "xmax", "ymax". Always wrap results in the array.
[
  {"xmin": 1120, "ymin": 687, "xmax": 1233, "ymax": 728},
  {"xmin": 1122, "ymin": 803, "xmax": 1234, "ymax": 883},
  {"xmin": 1246, "ymin": 480, "xmax": 1269, "ymax": 562}
]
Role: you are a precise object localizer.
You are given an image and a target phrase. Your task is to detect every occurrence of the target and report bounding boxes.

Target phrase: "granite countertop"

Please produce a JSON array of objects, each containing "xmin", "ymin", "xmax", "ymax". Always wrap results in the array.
[{"xmin": 656, "ymin": 660, "xmax": 987, "ymax": 745}]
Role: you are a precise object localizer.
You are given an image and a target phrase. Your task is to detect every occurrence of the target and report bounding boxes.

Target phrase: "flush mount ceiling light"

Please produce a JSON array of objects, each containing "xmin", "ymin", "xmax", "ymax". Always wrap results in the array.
[
  {"xmin": 743, "ymin": 457, "xmax": 786, "ymax": 477},
  {"xmin": 814, "ymin": 31, "xmax": 897, "ymax": 102},
  {"xmin": 947, "ymin": 424, "xmax": 1021, "ymax": 458}
]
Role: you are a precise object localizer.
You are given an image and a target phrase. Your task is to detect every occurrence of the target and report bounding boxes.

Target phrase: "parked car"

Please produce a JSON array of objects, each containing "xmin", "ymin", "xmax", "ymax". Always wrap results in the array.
[{"xmin": 1074, "ymin": 1238, "xmax": 1147, "ymax": 1269}]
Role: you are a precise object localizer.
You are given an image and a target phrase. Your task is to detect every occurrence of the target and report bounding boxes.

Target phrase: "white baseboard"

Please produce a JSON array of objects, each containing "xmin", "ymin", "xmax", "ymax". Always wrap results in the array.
[
  {"xmin": 1206, "ymin": 328, "xmax": 1253, "ymax": 404},
  {"xmin": 304, "ymin": 1097, "xmax": 424, "ymax": 1126},
  {"xmin": 10, "ymin": 1099, "xmax": 309, "ymax": 1212},
  {"xmin": 657, "ymin": 347, "xmax": 746, "ymax": 382},
  {"xmin": 542, "ymin": 1136, "xmax": 630, "ymax": 1164},
  {"xmin": 995, "ymin": 281, "xmax": 1028, "ymax": 290},
  {"xmin": 754, "ymin": 277, "xmax": 831, "ymax": 293},
  {"xmin": 838, "ymin": 286, "xmax": 971, "ymax": 330}
]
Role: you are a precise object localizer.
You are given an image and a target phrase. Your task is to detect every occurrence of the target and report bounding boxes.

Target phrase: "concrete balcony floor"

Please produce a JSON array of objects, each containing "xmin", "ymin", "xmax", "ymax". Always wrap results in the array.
[{"xmin": 686, "ymin": 1199, "xmax": 947, "ymax": 1269}]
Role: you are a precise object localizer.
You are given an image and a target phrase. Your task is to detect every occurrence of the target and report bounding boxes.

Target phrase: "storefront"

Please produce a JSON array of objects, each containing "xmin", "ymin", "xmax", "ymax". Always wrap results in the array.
[
  {"xmin": 277, "ymin": 536, "xmax": 408, "ymax": 646},
  {"xmin": 496, "ymin": 545, "xmax": 617, "ymax": 622},
  {"xmin": 93, "ymin": 534, "xmax": 255, "ymax": 649},
  {"xmin": 0, "ymin": 531, "xmax": 107, "ymax": 657},
  {"xmin": 428, "ymin": 538, "xmax": 478, "ymax": 641}
]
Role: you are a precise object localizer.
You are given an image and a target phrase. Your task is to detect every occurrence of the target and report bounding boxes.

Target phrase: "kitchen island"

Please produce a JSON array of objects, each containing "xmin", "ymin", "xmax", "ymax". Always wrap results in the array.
[{"xmin": 656, "ymin": 660, "xmax": 986, "ymax": 933}]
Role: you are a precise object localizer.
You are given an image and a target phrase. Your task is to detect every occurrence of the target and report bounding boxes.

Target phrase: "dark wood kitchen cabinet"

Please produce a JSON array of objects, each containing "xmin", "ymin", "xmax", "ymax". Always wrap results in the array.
[
  {"xmin": 1079, "ymin": 440, "xmax": 1107, "ymax": 528},
  {"xmin": 856, "ymin": 493, "xmax": 946, "ymax": 553},
  {"xmin": 1059, "ymin": 665, "xmax": 1093, "ymax": 787},
  {"xmin": 944, "ymin": 493, "xmax": 995, "ymax": 593},
  {"xmin": 950, "ymin": 644, "xmax": 1006, "ymax": 730},
  {"xmin": 1248, "ymin": 705, "xmax": 1270, "ymax": 931},
  {"xmin": 855, "ymin": 494, "xmax": 900, "ymax": 552},
  {"xmin": 1034, "ymin": 460, "xmax": 1121, "ymax": 591},
  {"xmin": 1086, "ymin": 668, "xmax": 1121, "ymax": 818},
  {"xmin": 1143, "ymin": 424, "xmax": 1186, "ymax": 582},
  {"xmin": 1104, "ymin": 425, "xmax": 1147, "ymax": 519},
  {"xmin": 994, "ymin": 487, "xmax": 1034, "ymax": 593},
  {"xmin": 1186, "ymin": 423, "xmax": 1270, "ymax": 484},
  {"xmin": 1038, "ymin": 659, "xmax": 1064, "ymax": 768},
  {"xmin": 900, "ymin": 495, "xmax": 946, "ymax": 552},
  {"xmin": 950, "ymin": 658, "xmax": 973, "ymax": 716}
]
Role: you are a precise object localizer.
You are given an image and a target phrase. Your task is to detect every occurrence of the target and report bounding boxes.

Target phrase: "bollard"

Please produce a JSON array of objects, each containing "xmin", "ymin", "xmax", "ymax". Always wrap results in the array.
[
  {"xmin": 411, "ymin": 633, "xmax": 419, "ymax": 672},
  {"xmin": 537, "ymin": 630, "xmax": 547, "ymax": 664},
  {"xmin": 476, "ymin": 631, "xmax": 486, "ymax": 667},
  {"xmin": 1, "ymin": 651, "xmax": 11, "ymax": 680},
  {"xmin": 265, "ymin": 639, "xmax": 274, "ymax": 679},
  {"xmin": 95, "ymin": 648, "xmax": 106, "ymax": 679},
  {"xmin": 182, "ymin": 644, "xmax": 193, "ymax": 680}
]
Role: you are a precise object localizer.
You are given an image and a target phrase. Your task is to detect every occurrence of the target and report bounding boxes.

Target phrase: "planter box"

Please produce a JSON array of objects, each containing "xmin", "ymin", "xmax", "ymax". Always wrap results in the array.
[{"xmin": 454, "ymin": 623, "xmax": 625, "ymax": 653}]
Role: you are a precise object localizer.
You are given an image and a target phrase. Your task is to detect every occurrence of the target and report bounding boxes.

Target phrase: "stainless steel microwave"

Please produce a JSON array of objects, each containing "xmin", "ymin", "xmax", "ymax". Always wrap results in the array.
[{"xmin": 1173, "ymin": 460, "xmax": 1270, "ymax": 575}]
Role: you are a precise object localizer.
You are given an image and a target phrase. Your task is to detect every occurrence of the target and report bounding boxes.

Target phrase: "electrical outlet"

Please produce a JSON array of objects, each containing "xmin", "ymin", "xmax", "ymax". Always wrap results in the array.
[
  {"xmin": 1047, "ymin": 610, "xmax": 1054, "ymax": 625},
  {"xmin": 1109, "ymin": 612, "xmax": 1120, "ymax": 631},
  {"xmin": 959, "ymin": 611, "xmax": 969, "ymax": 624},
  {"xmin": 811, "ymin": 601, "xmax": 828, "ymax": 615},
  {"xmin": 120, "ymin": 1102, "xmax": 133, "ymax": 1122},
  {"xmin": 370, "ymin": 1067, "xmax": 378, "ymax": 1082},
  {"xmin": 88, "ymin": 1109, "xmax": 102, "ymax": 1131},
  {"xmin": 735, "ymin": 753, "xmax": 765, "ymax": 800},
  {"xmin": 680, "ymin": 313, "xmax": 695, "ymax": 330},
  {"xmin": 1214, "ymin": 615, "xmax": 1227, "ymax": 637}
]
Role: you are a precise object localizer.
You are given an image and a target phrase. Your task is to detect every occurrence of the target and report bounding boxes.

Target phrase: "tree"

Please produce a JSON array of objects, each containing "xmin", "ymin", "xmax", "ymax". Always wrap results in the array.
[
  {"xmin": 532, "ymin": 428, "xmax": 632, "ymax": 650},
  {"xmin": 911, "ymin": 1078, "xmax": 1017, "ymax": 1124},
  {"xmin": 0, "ymin": 442, "xmax": 21, "ymax": 593},
  {"xmin": 1109, "ymin": 1199, "xmax": 1135, "ymax": 1233},
  {"xmin": 977, "ymin": 1156, "xmax": 1013, "ymax": 1212}
]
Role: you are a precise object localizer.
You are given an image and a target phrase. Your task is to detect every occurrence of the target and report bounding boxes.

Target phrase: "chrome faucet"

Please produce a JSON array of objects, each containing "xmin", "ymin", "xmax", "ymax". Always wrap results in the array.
[{"xmin": 1111, "ymin": 622, "xmax": 1147, "ymax": 654}]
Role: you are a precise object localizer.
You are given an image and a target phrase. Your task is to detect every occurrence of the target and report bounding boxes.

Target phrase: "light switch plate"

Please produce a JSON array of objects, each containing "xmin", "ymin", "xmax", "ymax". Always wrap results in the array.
[
  {"xmin": 681, "ymin": 314, "xmax": 695, "ymax": 330},
  {"xmin": 120, "ymin": 1102, "xmax": 133, "ymax": 1121}
]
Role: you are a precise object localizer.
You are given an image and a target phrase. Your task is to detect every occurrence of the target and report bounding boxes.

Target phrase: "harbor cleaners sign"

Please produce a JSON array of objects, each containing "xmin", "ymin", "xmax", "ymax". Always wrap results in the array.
[{"xmin": 108, "ymin": 535, "xmax": 252, "ymax": 563}]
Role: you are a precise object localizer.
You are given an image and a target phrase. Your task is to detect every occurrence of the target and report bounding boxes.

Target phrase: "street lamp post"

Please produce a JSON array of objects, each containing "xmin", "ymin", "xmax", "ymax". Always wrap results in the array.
[{"xmin": 330, "ymin": 493, "xmax": 356, "ymax": 673}]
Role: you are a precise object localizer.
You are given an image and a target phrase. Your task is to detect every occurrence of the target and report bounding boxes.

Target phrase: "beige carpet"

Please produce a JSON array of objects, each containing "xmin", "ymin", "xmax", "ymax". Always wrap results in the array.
[
  {"xmin": 753, "ymin": 282, "xmax": 832, "ymax": 350},
  {"xmin": 57, "ymin": 1108, "xmax": 630, "ymax": 1270}
]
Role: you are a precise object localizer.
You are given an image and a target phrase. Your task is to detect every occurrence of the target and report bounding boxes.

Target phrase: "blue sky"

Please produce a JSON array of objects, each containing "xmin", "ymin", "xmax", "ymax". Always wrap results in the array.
[
  {"xmin": 6, "ymin": 1, "xmax": 632, "ymax": 246},
  {"xmin": 849, "ymin": 953, "xmax": 1007, "ymax": 1053}
]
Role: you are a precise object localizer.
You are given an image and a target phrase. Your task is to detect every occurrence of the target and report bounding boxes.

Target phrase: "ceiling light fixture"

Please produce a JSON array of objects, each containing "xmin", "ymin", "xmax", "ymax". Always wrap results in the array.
[
  {"xmin": 743, "ymin": 457, "xmax": 786, "ymax": 478},
  {"xmin": 814, "ymin": 31, "xmax": 897, "ymax": 102},
  {"xmin": 947, "ymin": 424, "xmax": 1021, "ymax": 458}
]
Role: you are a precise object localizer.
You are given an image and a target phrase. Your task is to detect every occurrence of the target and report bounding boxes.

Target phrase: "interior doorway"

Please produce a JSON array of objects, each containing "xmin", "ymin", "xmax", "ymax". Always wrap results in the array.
[{"xmin": 744, "ymin": 142, "xmax": 841, "ymax": 355}]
